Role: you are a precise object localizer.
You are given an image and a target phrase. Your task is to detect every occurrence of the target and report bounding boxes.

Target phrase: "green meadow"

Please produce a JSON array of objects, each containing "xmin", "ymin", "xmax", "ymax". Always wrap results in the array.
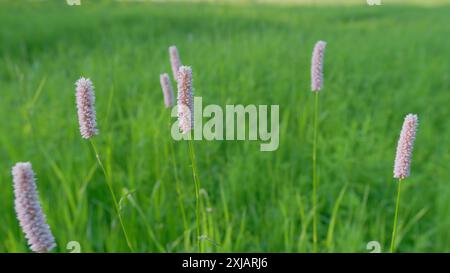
[{"xmin": 0, "ymin": 0, "xmax": 449, "ymax": 252}]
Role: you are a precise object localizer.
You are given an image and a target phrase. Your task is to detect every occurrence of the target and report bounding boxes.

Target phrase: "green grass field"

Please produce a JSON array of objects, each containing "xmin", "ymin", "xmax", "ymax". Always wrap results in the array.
[{"xmin": 0, "ymin": 0, "xmax": 449, "ymax": 253}]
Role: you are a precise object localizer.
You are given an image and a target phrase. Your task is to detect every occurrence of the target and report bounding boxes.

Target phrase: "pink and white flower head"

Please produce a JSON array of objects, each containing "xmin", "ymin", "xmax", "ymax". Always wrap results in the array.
[
  {"xmin": 177, "ymin": 66, "xmax": 194, "ymax": 134},
  {"xmin": 169, "ymin": 45, "xmax": 182, "ymax": 81},
  {"xmin": 311, "ymin": 40, "xmax": 327, "ymax": 92},
  {"xmin": 160, "ymin": 73, "xmax": 174, "ymax": 108},
  {"xmin": 393, "ymin": 114, "xmax": 419, "ymax": 179},
  {"xmin": 75, "ymin": 77, "xmax": 99, "ymax": 139},
  {"xmin": 12, "ymin": 162, "xmax": 56, "ymax": 253}
]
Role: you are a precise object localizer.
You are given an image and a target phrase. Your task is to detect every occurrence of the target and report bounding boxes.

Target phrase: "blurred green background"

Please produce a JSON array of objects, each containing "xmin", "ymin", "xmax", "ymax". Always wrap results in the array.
[{"xmin": 0, "ymin": 0, "xmax": 449, "ymax": 252}]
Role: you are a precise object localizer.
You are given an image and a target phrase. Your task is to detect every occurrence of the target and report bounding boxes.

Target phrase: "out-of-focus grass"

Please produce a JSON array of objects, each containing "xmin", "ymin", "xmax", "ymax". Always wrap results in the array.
[
  {"xmin": 148, "ymin": 0, "xmax": 450, "ymax": 6},
  {"xmin": 0, "ymin": 0, "xmax": 449, "ymax": 252}
]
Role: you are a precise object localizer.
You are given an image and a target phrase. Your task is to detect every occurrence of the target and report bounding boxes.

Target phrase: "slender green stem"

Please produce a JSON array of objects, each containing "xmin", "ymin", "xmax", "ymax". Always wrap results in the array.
[
  {"xmin": 390, "ymin": 179, "xmax": 403, "ymax": 253},
  {"xmin": 188, "ymin": 137, "xmax": 202, "ymax": 253},
  {"xmin": 89, "ymin": 139, "xmax": 134, "ymax": 252},
  {"xmin": 312, "ymin": 92, "xmax": 319, "ymax": 253},
  {"xmin": 168, "ymin": 115, "xmax": 189, "ymax": 250}
]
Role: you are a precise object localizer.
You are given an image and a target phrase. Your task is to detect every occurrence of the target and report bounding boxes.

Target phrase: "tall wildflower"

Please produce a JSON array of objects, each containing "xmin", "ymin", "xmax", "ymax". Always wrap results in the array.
[
  {"xmin": 174, "ymin": 65, "xmax": 202, "ymax": 252},
  {"xmin": 160, "ymin": 73, "xmax": 174, "ymax": 108},
  {"xmin": 75, "ymin": 77, "xmax": 98, "ymax": 139},
  {"xmin": 311, "ymin": 41, "xmax": 327, "ymax": 92},
  {"xmin": 12, "ymin": 162, "xmax": 56, "ymax": 253},
  {"xmin": 310, "ymin": 40, "xmax": 327, "ymax": 252},
  {"xmin": 390, "ymin": 113, "xmax": 419, "ymax": 253},
  {"xmin": 177, "ymin": 66, "xmax": 194, "ymax": 134},
  {"xmin": 169, "ymin": 45, "xmax": 182, "ymax": 81},
  {"xmin": 74, "ymin": 77, "xmax": 134, "ymax": 251}
]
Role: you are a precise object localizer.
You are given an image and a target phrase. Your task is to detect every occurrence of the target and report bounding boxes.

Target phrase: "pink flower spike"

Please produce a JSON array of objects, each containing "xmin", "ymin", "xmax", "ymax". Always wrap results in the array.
[
  {"xmin": 12, "ymin": 162, "xmax": 56, "ymax": 253},
  {"xmin": 393, "ymin": 114, "xmax": 419, "ymax": 179},
  {"xmin": 311, "ymin": 40, "xmax": 327, "ymax": 92},
  {"xmin": 160, "ymin": 73, "xmax": 174, "ymax": 108},
  {"xmin": 169, "ymin": 45, "xmax": 182, "ymax": 81},
  {"xmin": 177, "ymin": 66, "xmax": 194, "ymax": 134},
  {"xmin": 75, "ymin": 77, "xmax": 99, "ymax": 139}
]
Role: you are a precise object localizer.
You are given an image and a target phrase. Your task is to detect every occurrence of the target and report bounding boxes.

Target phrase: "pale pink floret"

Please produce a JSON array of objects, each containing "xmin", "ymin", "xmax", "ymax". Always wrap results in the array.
[
  {"xmin": 160, "ymin": 73, "xmax": 174, "ymax": 108},
  {"xmin": 12, "ymin": 162, "xmax": 56, "ymax": 253},
  {"xmin": 311, "ymin": 40, "xmax": 327, "ymax": 92},
  {"xmin": 393, "ymin": 114, "xmax": 419, "ymax": 179},
  {"xmin": 177, "ymin": 66, "xmax": 194, "ymax": 134},
  {"xmin": 169, "ymin": 45, "xmax": 182, "ymax": 81},
  {"xmin": 75, "ymin": 77, "xmax": 99, "ymax": 139}
]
